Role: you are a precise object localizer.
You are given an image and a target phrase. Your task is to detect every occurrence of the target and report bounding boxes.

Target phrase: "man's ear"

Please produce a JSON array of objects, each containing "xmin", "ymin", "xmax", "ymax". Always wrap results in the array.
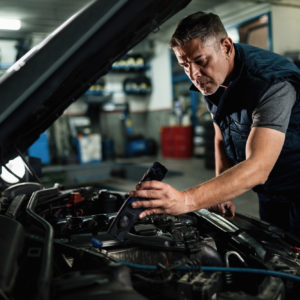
[{"xmin": 221, "ymin": 37, "xmax": 234, "ymax": 57}]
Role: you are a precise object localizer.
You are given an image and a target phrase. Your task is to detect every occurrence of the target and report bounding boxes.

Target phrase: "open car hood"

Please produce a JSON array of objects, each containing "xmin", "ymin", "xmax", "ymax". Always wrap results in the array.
[{"xmin": 0, "ymin": 0, "xmax": 191, "ymax": 165}]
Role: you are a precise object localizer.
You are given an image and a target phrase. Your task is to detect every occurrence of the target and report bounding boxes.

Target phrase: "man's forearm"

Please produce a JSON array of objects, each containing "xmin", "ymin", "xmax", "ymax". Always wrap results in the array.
[{"xmin": 185, "ymin": 157, "xmax": 264, "ymax": 211}]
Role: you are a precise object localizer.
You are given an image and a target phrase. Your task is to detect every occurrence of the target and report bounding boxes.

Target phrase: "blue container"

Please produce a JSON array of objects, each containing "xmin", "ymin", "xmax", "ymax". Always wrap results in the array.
[
  {"xmin": 28, "ymin": 131, "xmax": 51, "ymax": 164},
  {"xmin": 125, "ymin": 139, "xmax": 147, "ymax": 157}
]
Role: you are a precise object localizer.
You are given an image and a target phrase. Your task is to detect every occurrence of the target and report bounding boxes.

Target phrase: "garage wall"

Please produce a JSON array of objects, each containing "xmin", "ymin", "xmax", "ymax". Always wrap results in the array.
[
  {"xmin": 148, "ymin": 40, "xmax": 173, "ymax": 111},
  {"xmin": 142, "ymin": 39, "xmax": 173, "ymax": 150},
  {"xmin": 213, "ymin": 1, "xmax": 300, "ymax": 56},
  {"xmin": 0, "ymin": 40, "xmax": 18, "ymax": 67},
  {"xmin": 213, "ymin": 1, "xmax": 270, "ymax": 28},
  {"xmin": 271, "ymin": 5, "xmax": 300, "ymax": 54},
  {"xmin": 98, "ymin": 39, "xmax": 173, "ymax": 156}
]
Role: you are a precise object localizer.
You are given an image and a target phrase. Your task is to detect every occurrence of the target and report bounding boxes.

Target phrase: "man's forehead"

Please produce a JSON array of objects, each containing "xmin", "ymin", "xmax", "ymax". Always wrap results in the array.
[{"xmin": 173, "ymin": 37, "xmax": 216, "ymax": 60}]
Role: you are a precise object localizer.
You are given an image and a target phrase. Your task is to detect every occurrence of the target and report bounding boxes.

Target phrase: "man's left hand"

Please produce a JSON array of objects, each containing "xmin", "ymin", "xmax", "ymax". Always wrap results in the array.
[{"xmin": 209, "ymin": 200, "xmax": 235, "ymax": 217}]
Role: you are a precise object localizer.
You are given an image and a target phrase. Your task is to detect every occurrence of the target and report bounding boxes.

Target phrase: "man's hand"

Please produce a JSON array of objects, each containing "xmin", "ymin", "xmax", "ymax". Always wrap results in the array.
[
  {"xmin": 208, "ymin": 200, "xmax": 235, "ymax": 217},
  {"xmin": 129, "ymin": 180, "xmax": 195, "ymax": 219}
]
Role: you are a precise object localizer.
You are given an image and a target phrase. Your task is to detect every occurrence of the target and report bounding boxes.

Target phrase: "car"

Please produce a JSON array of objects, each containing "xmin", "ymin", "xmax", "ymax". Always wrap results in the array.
[{"xmin": 0, "ymin": 1, "xmax": 299, "ymax": 299}]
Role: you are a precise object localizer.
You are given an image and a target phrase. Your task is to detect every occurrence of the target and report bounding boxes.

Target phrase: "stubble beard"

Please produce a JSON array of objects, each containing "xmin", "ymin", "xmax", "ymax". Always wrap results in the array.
[{"xmin": 194, "ymin": 78, "xmax": 219, "ymax": 96}]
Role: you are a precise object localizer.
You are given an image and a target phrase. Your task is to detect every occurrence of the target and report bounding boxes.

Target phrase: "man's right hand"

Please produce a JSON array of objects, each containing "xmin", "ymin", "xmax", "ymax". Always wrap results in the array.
[{"xmin": 130, "ymin": 180, "xmax": 196, "ymax": 218}]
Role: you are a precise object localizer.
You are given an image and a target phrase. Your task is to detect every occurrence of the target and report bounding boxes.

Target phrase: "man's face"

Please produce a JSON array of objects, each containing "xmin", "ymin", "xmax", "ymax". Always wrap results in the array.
[{"xmin": 173, "ymin": 37, "xmax": 233, "ymax": 96}]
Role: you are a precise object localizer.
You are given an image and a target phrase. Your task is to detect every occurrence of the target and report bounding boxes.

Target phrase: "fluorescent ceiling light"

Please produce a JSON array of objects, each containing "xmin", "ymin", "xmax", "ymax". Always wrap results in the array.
[{"xmin": 0, "ymin": 18, "xmax": 21, "ymax": 31}]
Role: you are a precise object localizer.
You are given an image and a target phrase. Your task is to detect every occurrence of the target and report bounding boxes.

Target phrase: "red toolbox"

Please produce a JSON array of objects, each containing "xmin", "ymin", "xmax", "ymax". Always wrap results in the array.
[{"xmin": 161, "ymin": 125, "xmax": 193, "ymax": 158}]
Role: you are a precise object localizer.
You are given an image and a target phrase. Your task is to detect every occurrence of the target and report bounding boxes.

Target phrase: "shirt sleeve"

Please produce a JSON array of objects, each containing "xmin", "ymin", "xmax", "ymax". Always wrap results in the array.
[{"xmin": 252, "ymin": 81, "xmax": 297, "ymax": 133}]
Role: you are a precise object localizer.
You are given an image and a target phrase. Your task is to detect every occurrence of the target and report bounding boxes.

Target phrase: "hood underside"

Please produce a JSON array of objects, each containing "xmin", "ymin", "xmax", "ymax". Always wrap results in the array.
[{"xmin": 0, "ymin": 0, "xmax": 191, "ymax": 165}]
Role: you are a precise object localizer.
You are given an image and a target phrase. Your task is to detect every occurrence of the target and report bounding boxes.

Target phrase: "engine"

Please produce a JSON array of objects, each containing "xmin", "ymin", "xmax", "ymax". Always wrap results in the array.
[{"xmin": 0, "ymin": 183, "xmax": 299, "ymax": 300}]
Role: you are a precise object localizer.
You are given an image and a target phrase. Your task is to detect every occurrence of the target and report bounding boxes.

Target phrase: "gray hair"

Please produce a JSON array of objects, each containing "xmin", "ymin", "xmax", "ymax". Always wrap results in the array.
[{"xmin": 169, "ymin": 11, "xmax": 227, "ymax": 48}]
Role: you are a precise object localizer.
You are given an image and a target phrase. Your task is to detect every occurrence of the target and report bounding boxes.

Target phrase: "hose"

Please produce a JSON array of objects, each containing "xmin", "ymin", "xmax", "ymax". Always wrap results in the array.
[{"xmin": 115, "ymin": 259, "xmax": 300, "ymax": 282}]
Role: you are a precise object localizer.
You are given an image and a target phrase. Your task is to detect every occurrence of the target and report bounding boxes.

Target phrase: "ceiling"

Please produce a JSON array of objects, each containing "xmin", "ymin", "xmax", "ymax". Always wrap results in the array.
[
  {"xmin": 0, "ymin": 0, "xmax": 299, "ymax": 41},
  {"xmin": 0, "ymin": 0, "xmax": 232, "ymax": 40},
  {"xmin": 0, "ymin": 0, "xmax": 91, "ymax": 39}
]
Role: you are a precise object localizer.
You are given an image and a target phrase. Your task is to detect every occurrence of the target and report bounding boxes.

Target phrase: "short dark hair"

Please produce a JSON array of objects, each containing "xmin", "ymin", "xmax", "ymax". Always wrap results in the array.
[{"xmin": 169, "ymin": 11, "xmax": 227, "ymax": 48}]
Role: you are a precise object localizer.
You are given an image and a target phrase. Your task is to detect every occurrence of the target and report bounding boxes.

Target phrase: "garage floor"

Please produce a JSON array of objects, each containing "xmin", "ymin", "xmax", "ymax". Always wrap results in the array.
[{"xmin": 108, "ymin": 155, "xmax": 259, "ymax": 218}]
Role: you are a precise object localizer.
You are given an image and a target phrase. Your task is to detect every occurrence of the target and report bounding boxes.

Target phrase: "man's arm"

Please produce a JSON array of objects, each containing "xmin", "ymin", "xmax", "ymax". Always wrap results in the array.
[
  {"xmin": 183, "ymin": 126, "xmax": 284, "ymax": 210},
  {"xmin": 130, "ymin": 126, "xmax": 285, "ymax": 218}
]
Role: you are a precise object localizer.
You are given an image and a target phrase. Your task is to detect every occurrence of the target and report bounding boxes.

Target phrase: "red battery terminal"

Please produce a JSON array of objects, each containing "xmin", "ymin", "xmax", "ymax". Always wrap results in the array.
[{"xmin": 66, "ymin": 192, "xmax": 85, "ymax": 208}]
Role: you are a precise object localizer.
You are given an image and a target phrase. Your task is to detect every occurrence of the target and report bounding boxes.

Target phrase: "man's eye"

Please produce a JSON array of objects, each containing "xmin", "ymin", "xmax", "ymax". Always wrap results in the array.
[{"xmin": 196, "ymin": 60, "xmax": 207, "ymax": 66}]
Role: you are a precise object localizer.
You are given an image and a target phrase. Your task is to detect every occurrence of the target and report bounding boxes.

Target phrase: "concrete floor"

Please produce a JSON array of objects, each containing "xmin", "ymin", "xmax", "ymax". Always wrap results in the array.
[{"xmin": 110, "ymin": 155, "xmax": 259, "ymax": 218}]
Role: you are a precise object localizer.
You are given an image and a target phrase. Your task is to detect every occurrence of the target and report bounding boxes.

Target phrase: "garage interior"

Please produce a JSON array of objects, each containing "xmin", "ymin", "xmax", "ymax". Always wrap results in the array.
[
  {"xmin": 1, "ymin": 0, "xmax": 300, "ymax": 218},
  {"xmin": 1, "ymin": 1, "xmax": 300, "ymax": 299}
]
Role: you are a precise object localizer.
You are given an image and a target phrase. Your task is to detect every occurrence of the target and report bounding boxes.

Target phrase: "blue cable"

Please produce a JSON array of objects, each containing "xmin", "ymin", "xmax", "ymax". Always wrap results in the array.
[
  {"xmin": 116, "ymin": 260, "xmax": 300, "ymax": 282},
  {"xmin": 117, "ymin": 260, "xmax": 157, "ymax": 270},
  {"xmin": 92, "ymin": 238, "xmax": 300, "ymax": 282}
]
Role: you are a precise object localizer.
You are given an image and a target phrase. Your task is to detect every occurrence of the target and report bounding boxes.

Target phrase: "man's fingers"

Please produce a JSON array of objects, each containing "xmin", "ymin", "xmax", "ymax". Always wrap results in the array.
[
  {"xmin": 136, "ymin": 180, "xmax": 165, "ymax": 190},
  {"xmin": 223, "ymin": 202, "xmax": 235, "ymax": 217},
  {"xmin": 227, "ymin": 205, "xmax": 235, "ymax": 217},
  {"xmin": 209, "ymin": 201, "xmax": 235, "ymax": 217},
  {"xmin": 215, "ymin": 204, "xmax": 225, "ymax": 214},
  {"xmin": 220, "ymin": 205, "xmax": 226, "ymax": 214},
  {"xmin": 132, "ymin": 199, "xmax": 164, "ymax": 209},
  {"xmin": 130, "ymin": 189, "xmax": 162, "ymax": 199},
  {"xmin": 139, "ymin": 208, "xmax": 165, "ymax": 218}
]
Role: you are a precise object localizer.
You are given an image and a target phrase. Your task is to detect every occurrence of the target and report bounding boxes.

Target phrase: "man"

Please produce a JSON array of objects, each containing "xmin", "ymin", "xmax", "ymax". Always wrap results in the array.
[{"xmin": 130, "ymin": 11, "xmax": 300, "ymax": 236}]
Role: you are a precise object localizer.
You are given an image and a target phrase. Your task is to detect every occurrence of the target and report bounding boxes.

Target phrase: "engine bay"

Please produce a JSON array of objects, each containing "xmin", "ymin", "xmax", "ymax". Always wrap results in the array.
[{"xmin": 0, "ymin": 182, "xmax": 300, "ymax": 300}]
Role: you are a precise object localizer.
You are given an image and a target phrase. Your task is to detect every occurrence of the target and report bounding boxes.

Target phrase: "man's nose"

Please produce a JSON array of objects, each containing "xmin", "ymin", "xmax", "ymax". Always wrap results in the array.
[{"xmin": 187, "ymin": 63, "xmax": 201, "ymax": 81}]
